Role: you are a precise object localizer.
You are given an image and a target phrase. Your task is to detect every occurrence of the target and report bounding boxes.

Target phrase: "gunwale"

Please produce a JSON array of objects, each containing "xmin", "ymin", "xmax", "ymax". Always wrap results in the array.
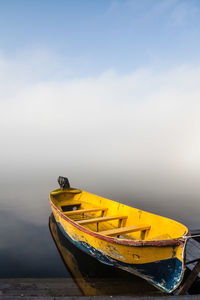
[{"xmin": 50, "ymin": 200, "xmax": 186, "ymax": 247}]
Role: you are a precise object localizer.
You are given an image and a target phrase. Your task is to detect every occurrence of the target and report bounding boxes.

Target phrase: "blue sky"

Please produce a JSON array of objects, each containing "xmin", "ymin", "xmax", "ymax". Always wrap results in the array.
[{"xmin": 0, "ymin": 0, "xmax": 200, "ymax": 76}]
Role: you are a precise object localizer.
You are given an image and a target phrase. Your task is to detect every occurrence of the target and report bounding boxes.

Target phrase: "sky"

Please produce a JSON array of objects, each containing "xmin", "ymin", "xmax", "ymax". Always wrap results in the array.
[
  {"xmin": 1, "ymin": 0, "xmax": 200, "ymax": 226},
  {"xmin": 1, "ymin": 0, "xmax": 200, "ymax": 75}
]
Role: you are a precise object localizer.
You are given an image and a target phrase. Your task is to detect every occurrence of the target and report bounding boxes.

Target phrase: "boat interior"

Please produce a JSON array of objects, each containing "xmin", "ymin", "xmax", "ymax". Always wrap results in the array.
[{"xmin": 50, "ymin": 189, "xmax": 188, "ymax": 241}]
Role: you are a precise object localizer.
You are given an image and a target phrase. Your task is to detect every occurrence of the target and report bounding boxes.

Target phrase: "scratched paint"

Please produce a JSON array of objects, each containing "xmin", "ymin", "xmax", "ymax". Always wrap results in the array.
[{"xmin": 102, "ymin": 244, "xmax": 125, "ymax": 260}]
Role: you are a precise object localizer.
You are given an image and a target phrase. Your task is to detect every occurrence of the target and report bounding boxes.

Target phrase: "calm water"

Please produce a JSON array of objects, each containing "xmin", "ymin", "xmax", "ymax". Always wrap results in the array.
[{"xmin": 1, "ymin": 172, "xmax": 200, "ymax": 280}]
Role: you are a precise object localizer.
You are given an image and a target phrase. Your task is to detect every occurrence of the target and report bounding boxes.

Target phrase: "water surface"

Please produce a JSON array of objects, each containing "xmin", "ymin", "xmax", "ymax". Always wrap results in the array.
[{"xmin": 1, "ymin": 172, "xmax": 200, "ymax": 280}]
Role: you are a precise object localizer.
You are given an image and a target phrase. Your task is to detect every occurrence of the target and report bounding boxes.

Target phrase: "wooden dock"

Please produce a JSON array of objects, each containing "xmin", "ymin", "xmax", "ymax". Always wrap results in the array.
[
  {"xmin": 186, "ymin": 237, "xmax": 200, "ymax": 272},
  {"xmin": 175, "ymin": 235, "xmax": 200, "ymax": 295},
  {"xmin": 0, "ymin": 282, "xmax": 200, "ymax": 300},
  {"xmin": 0, "ymin": 278, "xmax": 200, "ymax": 300}
]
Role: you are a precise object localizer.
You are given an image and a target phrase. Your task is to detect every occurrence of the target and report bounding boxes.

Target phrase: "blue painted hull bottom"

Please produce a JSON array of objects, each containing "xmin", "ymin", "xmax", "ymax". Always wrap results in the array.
[{"xmin": 57, "ymin": 221, "xmax": 183, "ymax": 293}]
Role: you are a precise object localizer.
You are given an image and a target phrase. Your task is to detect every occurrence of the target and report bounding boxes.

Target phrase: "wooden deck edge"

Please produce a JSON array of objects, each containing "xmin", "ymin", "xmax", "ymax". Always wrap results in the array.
[
  {"xmin": 1, "ymin": 277, "xmax": 200, "ymax": 299},
  {"xmin": 1, "ymin": 295, "xmax": 200, "ymax": 299}
]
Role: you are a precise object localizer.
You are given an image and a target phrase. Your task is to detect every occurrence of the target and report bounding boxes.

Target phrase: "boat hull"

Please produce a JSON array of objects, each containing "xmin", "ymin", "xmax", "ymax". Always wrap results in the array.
[{"xmin": 50, "ymin": 202, "xmax": 186, "ymax": 293}]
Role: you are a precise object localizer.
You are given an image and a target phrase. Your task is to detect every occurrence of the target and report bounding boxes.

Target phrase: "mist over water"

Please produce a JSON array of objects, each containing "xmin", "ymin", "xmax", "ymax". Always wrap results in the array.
[{"xmin": 1, "ymin": 53, "xmax": 200, "ymax": 277}]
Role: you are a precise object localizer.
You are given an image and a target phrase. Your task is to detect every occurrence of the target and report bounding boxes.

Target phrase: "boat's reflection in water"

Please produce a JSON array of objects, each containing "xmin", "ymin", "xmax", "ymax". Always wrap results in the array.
[{"xmin": 49, "ymin": 213, "xmax": 164, "ymax": 296}]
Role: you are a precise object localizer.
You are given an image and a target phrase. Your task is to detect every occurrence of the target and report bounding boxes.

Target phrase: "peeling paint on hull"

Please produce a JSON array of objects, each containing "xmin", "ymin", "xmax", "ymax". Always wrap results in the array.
[{"xmin": 56, "ymin": 220, "xmax": 183, "ymax": 293}]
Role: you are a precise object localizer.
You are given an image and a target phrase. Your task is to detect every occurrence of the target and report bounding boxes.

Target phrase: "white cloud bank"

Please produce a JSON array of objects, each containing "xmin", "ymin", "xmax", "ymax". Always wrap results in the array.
[{"xmin": 1, "ymin": 51, "xmax": 200, "ymax": 225}]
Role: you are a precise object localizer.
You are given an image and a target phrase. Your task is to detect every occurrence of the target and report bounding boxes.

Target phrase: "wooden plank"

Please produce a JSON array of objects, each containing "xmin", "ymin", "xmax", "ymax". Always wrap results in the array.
[
  {"xmin": 77, "ymin": 215, "xmax": 128, "ymax": 225},
  {"xmin": 189, "ymin": 238, "xmax": 200, "ymax": 251},
  {"xmin": 186, "ymin": 238, "xmax": 200, "ymax": 274},
  {"xmin": 0, "ymin": 277, "xmax": 199, "ymax": 299},
  {"xmin": 0, "ymin": 278, "xmax": 82, "ymax": 297},
  {"xmin": 1, "ymin": 296, "xmax": 200, "ymax": 300},
  {"xmin": 186, "ymin": 238, "xmax": 200, "ymax": 252},
  {"xmin": 100, "ymin": 225, "xmax": 151, "ymax": 237},
  {"xmin": 63, "ymin": 207, "xmax": 108, "ymax": 216},
  {"xmin": 187, "ymin": 248, "xmax": 200, "ymax": 261},
  {"xmin": 186, "ymin": 239, "xmax": 200, "ymax": 261}
]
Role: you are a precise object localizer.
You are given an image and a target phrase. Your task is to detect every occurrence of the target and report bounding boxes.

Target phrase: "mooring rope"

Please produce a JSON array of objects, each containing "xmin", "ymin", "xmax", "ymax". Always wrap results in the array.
[{"xmin": 183, "ymin": 234, "xmax": 200, "ymax": 240}]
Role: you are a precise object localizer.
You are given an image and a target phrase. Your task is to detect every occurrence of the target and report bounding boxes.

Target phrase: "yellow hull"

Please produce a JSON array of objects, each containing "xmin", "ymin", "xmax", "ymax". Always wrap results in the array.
[{"xmin": 49, "ymin": 180, "xmax": 188, "ymax": 293}]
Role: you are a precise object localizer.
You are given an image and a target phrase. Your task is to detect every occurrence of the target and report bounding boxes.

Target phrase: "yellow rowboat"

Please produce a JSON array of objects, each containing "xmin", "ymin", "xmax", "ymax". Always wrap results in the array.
[{"xmin": 49, "ymin": 177, "xmax": 189, "ymax": 293}]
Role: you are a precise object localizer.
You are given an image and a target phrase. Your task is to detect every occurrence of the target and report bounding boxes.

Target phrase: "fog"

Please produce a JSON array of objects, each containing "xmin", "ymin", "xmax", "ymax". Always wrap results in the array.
[{"xmin": 1, "ymin": 52, "xmax": 200, "ymax": 230}]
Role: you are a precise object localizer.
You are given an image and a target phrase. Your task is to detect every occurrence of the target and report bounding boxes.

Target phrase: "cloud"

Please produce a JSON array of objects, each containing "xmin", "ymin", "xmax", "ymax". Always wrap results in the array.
[{"xmin": 1, "ymin": 56, "xmax": 200, "ymax": 169}]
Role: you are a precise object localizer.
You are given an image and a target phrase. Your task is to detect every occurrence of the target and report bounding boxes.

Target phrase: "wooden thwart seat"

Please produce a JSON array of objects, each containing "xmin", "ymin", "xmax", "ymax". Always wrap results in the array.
[
  {"xmin": 63, "ymin": 207, "xmax": 108, "ymax": 216},
  {"xmin": 77, "ymin": 215, "xmax": 127, "ymax": 225},
  {"xmin": 100, "ymin": 224, "xmax": 151, "ymax": 237}
]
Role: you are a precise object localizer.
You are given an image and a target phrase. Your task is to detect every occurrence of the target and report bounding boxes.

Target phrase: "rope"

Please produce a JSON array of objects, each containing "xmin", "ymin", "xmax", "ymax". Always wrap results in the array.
[{"xmin": 183, "ymin": 234, "xmax": 200, "ymax": 240}]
